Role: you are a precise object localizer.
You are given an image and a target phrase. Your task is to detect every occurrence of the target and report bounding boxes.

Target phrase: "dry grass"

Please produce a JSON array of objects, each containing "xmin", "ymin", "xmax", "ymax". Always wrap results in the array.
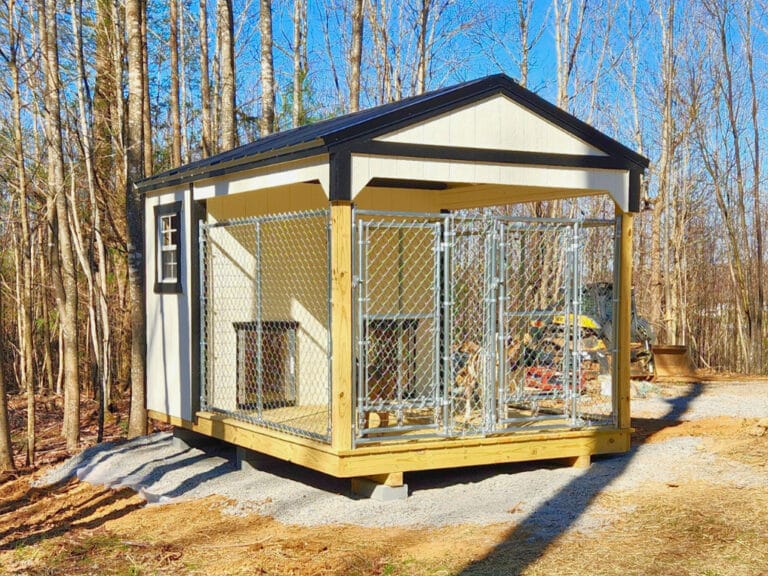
[{"xmin": 1, "ymin": 387, "xmax": 767, "ymax": 575}]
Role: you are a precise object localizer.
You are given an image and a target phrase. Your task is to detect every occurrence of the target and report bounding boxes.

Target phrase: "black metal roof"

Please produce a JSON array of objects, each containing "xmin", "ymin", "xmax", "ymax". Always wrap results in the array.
[{"xmin": 137, "ymin": 74, "xmax": 649, "ymax": 193}]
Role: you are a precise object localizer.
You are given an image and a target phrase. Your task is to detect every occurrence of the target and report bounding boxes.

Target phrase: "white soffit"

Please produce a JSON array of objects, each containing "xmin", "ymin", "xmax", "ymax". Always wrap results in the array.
[{"xmin": 192, "ymin": 157, "xmax": 330, "ymax": 200}]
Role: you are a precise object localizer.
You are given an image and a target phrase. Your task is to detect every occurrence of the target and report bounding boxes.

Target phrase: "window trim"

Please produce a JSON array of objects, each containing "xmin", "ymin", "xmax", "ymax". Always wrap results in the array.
[{"xmin": 154, "ymin": 201, "xmax": 183, "ymax": 294}]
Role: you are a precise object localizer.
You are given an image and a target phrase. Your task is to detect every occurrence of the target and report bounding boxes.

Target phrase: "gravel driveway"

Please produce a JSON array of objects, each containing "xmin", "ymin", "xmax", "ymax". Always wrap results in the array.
[{"xmin": 35, "ymin": 380, "xmax": 768, "ymax": 535}]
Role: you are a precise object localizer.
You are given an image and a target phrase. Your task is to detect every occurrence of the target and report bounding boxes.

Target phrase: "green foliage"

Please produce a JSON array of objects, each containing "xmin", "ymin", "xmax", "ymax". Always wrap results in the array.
[{"xmin": 277, "ymin": 69, "xmax": 328, "ymax": 130}]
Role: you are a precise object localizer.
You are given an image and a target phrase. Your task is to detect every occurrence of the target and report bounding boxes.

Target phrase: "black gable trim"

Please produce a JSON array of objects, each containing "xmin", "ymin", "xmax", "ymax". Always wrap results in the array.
[{"xmin": 353, "ymin": 141, "xmax": 637, "ymax": 171}]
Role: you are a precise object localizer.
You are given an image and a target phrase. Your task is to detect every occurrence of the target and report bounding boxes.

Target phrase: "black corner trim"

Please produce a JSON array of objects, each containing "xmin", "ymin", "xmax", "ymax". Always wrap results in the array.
[
  {"xmin": 153, "ymin": 200, "xmax": 184, "ymax": 294},
  {"xmin": 629, "ymin": 170, "xmax": 642, "ymax": 213},
  {"xmin": 329, "ymin": 150, "xmax": 352, "ymax": 201},
  {"xmin": 189, "ymin": 190, "xmax": 206, "ymax": 414}
]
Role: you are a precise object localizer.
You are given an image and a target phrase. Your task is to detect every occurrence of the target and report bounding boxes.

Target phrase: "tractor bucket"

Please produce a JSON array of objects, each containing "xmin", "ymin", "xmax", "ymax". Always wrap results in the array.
[{"xmin": 652, "ymin": 345, "xmax": 697, "ymax": 380}]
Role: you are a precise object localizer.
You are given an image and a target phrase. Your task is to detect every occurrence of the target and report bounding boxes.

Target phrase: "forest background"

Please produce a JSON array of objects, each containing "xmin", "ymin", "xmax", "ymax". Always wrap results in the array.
[{"xmin": 0, "ymin": 0, "xmax": 765, "ymax": 468}]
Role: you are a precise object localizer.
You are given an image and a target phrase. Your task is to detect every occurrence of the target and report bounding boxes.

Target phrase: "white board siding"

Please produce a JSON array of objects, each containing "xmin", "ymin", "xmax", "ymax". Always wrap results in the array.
[
  {"xmin": 375, "ymin": 94, "xmax": 607, "ymax": 157},
  {"xmin": 145, "ymin": 189, "xmax": 193, "ymax": 420},
  {"xmin": 351, "ymin": 155, "xmax": 630, "ymax": 212}
]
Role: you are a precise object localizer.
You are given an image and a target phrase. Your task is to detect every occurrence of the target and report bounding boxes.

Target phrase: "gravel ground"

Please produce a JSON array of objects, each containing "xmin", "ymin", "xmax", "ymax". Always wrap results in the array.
[
  {"xmin": 631, "ymin": 380, "xmax": 768, "ymax": 420},
  {"xmin": 35, "ymin": 380, "xmax": 768, "ymax": 534}
]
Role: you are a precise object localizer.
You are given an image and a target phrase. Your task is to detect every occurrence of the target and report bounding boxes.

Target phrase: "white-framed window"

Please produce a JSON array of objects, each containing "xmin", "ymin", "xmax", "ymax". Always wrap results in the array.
[{"xmin": 155, "ymin": 201, "xmax": 183, "ymax": 293}]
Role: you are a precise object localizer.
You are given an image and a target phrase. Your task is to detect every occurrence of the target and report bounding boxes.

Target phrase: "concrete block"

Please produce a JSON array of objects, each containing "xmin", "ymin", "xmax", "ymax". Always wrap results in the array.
[
  {"xmin": 350, "ymin": 477, "xmax": 409, "ymax": 501},
  {"xmin": 236, "ymin": 446, "xmax": 273, "ymax": 472}
]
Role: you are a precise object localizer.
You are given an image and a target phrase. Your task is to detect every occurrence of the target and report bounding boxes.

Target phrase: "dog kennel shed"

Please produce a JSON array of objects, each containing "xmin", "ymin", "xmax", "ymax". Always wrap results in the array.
[{"xmin": 140, "ymin": 74, "xmax": 648, "ymax": 495}]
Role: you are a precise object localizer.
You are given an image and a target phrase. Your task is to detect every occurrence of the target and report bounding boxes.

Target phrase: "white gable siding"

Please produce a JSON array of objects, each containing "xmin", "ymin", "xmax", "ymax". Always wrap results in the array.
[{"xmin": 375, "ymin": 94, "xmax": 607, "ymax": 157}]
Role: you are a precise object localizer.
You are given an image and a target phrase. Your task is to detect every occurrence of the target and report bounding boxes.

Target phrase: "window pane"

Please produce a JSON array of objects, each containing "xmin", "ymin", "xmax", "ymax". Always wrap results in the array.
[
  {"xmin": 158, "ymin": 210, "xmax": 180, "ymax": 285},
  {"xmin": 162, "ymin": 249, "xmax": 177, "ymax": 281}
]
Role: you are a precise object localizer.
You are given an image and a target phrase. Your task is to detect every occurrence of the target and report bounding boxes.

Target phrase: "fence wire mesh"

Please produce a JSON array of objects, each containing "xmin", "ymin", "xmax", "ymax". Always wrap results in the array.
[
  {"xmin": 354, "ymin": 210, "xmax": 618, "ymax": 443},
  {"xmin": 355, "ymin": 216, "xmax": 443, "ymax": 439},
  {"xmin": 201, "ymin": 210, "xmax": 331, "ymax": 442}
]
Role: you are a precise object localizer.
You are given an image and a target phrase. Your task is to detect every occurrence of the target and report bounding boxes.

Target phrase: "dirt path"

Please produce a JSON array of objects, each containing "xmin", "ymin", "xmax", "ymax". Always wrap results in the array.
[{"xmin": 2, "ymin": 381, "xmax": 767, "ymax": 575}]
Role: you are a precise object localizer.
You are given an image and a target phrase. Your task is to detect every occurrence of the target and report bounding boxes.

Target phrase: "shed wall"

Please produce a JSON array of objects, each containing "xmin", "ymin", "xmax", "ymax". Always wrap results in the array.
[{"xmin": 145, "ymin": 188, "xmax": 194, "ymax": 420}]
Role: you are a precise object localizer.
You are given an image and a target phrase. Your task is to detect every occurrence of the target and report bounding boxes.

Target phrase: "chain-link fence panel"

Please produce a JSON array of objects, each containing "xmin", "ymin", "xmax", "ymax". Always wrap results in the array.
[
  {"xmin": 353, "ymin": 210, "xmax": 618, "ymax": 442},
  {"xmin": 354, "ymin": 213, "xmax": 443, "ymax": 442},
  {"xmin": 495, "ymin": 218, "xmax": 578, "ymax": 430},
  {"xmin": 577, "ymin": 220, "xmax": 621, "ymax": 426},
  {"xmin": 448, "ymin": 216, "xmax": 497, "ymax": 435},
  {"xmin": 201, "ymin": 210, "xmax": 331, "ymax": 442}
]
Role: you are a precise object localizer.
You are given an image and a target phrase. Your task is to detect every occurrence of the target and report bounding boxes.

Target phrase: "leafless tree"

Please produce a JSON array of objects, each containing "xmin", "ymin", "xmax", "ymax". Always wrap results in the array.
[
  {"xmin": 218, "ymin": 0, "xmax": 236, "ymax": 147},
  {"xmin": 349, "ymin": 0, "xmax": 364, "ymax": 111},
  {"xmin": 200, "ymin": 0, "xmax": 214, "ymax": 155},
  {"xmin": 260, "ymin": 0, "xmax": 275, "ymax": 135},
  {"xmin": 170, "ymin": 0, "xmax": 182, "ymax": 165},
  {"xmin": 126, "ymin": 0, "xmax": 147, "ymax": 437},
  {"xmin": 40, "ymin": 0, "xmax": 80, "ymax": 452}
]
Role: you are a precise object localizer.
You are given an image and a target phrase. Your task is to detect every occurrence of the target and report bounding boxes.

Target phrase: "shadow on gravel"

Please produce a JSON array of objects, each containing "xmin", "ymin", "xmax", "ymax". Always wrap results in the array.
[
  {"xmin": 234, "ymin": 452, "xmax": 350, "ymax": 496},
  {"xmin": 457, "ymin": 383, "xmax": 703, "ymax": 576}
]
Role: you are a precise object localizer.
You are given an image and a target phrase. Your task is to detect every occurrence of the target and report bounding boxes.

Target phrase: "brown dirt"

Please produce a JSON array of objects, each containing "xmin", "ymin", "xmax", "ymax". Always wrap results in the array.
[
  {"xmin": 2, "ymin": 388, "xmax": 768, "ymax": 575},
  {"xmin": 5, "ymin": 393, "xmax": 171, "ymax": 473}
]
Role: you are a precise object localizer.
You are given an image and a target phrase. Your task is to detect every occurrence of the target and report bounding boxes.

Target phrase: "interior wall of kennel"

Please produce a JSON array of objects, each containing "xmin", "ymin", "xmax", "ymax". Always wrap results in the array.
[{"xmin": 140, "ymin": 74, "xmax": 647, "ymax": 483}]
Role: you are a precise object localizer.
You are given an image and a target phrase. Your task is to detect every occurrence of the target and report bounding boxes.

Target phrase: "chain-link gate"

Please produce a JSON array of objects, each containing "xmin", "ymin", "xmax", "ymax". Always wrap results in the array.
[
  {"xmin": 200, "ymin": 210, "xmax": 331, "ymax": 442},
  {"xmin": 354, "ymin": 216, "xmax": 444, "ymax": 440},
  {"xmin": 354, "ymin": 210, "xmax": 616, "ymax": 444}
]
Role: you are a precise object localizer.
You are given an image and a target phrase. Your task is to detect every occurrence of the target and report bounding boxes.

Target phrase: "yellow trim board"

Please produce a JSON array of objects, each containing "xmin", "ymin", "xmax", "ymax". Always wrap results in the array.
[
  {"xmin": 149, "ymin": 409, "xmax": 629, "ymax": 479},
  {"xmin": 148, "ymin": 410, "xmax": 340, "ymax": 476}
]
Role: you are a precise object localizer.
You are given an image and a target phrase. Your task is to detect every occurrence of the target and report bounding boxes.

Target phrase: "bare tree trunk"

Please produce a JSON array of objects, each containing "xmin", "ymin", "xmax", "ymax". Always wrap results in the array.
[
  {"xmin": 141, "ymin": 0, "xmax": 153, "ymax": 175},
  {"xmin": 706, "ymin": 0, "xmax": 754, "ymax": 369},
  {"xmin": 743, "ymin": 1, "xmax": 763, "ymax": 371},
  {"xmin": 290, "ymin": 0, "xmax": 308, "ymax": 127},
  {"xmin": 553, "ymin": 0, "xmax": 588, "ymax": 110},
  {"xmin": 416, "ymin": 0, "xmax": 431, "ymax": 94},
  {"xmin": 516, "ymin": 0, "xmax": 534, "ymax": 87},
  {"xmin": 648, "ymin": 0, "xmax": 676, "ymax": 344},
  {"xmin": 320, "ymin": 0, "xmax": 344, "ymax": 107},
  {"xmin": 169, "ymin": 0, "xmax": 182, "ymax": 166},
  {"xmin": 348, "ymin": 0, "xmax": 364, "ymax": 111},
  {"xmin": 367, "ymin": 0, "xmax": 392, "ymax": 103},
  {"xmin": 69, "ymin": 0, "xmax": 112, "ymax": 441},
  {"xmin": 180, "ymin": 7, "xmax": 190, "ymax": 163},
  {"xmin": 38, "ymin": 228, "xmax": 54, "ymax": 393},
  {"xmin": 0, "ymin": 287, "xmax": 14, "ymax": 471},
  {"xmin": 259, "ymin": 0, "xmax": 275, "ymax": 136},
  {"xmin": 40, "ymin": 0, "xmax": 80, "ymax": 452},
  {"xmin": 126, "ymin": 0, "xmax": 147, "ymax": 438},
  {"xmin": 4, "ymin": 0, "xmax": 35, "ymax": 462},
  {"xmin": 200, "ymin": 0, "xmax": 213, "ymax": 155},
  {"xmin": 94, "ymin": 0, "xmax": 115, "ymax": 188},
  {"xmin": 218, "ymin": 0, "xmax": 236, "ymax": 146}
]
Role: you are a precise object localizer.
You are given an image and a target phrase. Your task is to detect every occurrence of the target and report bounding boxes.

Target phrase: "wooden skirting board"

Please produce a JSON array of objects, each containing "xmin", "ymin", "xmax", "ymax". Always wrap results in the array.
[{"xmin": 149, "ymin": 409, "xmax": 630, "ymax": 479}]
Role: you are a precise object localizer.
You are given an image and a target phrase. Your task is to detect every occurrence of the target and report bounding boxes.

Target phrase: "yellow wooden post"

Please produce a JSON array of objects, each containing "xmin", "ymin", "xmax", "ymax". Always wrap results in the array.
[
  {"xmin": 616, "ymin": 208, "xmax": 633, "ymax": 430},
  {"xmin": 331, "ymin": 201, "xmax": 354, "ymax": 452}
]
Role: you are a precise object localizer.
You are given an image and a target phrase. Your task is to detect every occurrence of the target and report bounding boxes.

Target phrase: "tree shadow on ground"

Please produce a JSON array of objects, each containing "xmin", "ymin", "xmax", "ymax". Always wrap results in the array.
[
  {"xmin": 0, "ymin": 485, "xmax": 144, "ymax": 550},
  {"xmin": 458, "ymin": 383, "xmax": 703, "ymax": 575}
]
